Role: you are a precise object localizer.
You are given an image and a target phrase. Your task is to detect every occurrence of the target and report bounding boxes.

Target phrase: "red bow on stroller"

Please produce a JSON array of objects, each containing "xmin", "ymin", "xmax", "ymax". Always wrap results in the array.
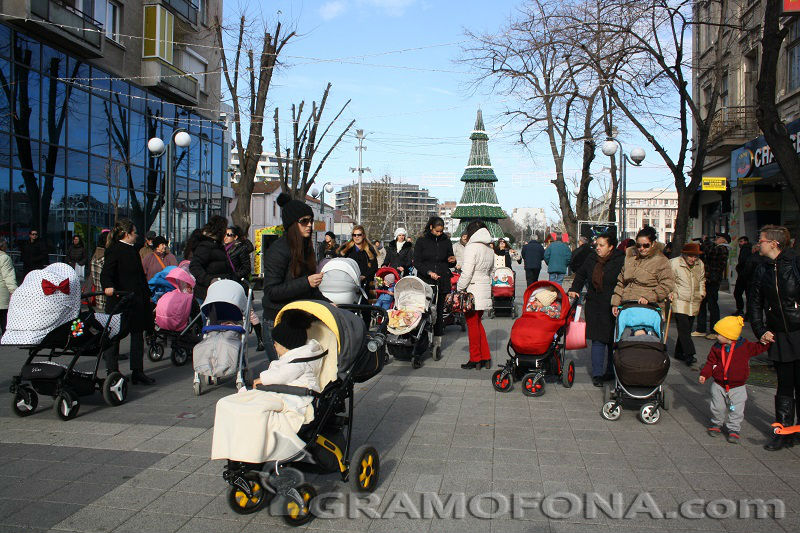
[{"xmin": 42, "ymin": 278, "xmax": 70, "ymax": 295}]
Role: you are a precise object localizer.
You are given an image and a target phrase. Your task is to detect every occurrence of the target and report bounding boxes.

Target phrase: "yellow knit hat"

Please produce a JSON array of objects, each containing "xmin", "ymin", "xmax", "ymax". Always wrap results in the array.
[{"xmin": 713, "ymin": 315, "xmax": 744, "ymax": 341}]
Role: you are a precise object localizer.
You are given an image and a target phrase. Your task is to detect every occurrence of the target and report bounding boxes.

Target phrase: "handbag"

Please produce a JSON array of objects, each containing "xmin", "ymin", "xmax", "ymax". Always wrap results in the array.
[
  {"xmin": 445, "ymin": 290, "xmax": 475, "ymax": 314},
  {"xmin": 565, "ymin": 304, "xmax": 587, "ymax": 350}
]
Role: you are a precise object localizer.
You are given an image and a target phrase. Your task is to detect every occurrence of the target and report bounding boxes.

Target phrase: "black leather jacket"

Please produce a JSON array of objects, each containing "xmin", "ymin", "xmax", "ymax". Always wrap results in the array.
[
  {"xmin": 750, "ymin": 249, "xmax": 800, "ymax": 338},
  {"xmin": 261, "ymin": 235, "xmax": 323, "ymax": 321}
]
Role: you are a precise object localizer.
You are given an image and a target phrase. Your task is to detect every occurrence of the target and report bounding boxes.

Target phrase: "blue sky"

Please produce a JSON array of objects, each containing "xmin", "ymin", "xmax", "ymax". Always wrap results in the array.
[{"xmin": 223, "ymin": 0, "xmax": 678, "ymax": 220}]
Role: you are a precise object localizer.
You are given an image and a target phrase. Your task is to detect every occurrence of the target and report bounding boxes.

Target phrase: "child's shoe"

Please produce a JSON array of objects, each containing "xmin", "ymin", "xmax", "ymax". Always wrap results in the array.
[
  {"xmin": 726, "ymin": 432, "xmax": 740, "ymax": 444},
  {"xmin": 707, "ymin": 426, "xmax": 722, "ymax": 437}
]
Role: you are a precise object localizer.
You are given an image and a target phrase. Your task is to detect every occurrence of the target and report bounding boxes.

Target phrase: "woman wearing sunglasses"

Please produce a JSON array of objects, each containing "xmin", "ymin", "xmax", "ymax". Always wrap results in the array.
[
  {"xmin": 338, "ymin": 225, "xmax": 378, "ymax": 290},
  {"xmin": 261, "ymin": 193, "xmax": 324, "ymax": 362},
  {"xmin": 610, "ymin": 226, "xmax": 674, "ymax": 316}
]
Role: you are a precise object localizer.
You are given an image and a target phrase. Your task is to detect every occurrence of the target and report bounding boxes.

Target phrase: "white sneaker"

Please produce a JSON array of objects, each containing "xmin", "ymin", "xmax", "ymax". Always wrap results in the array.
[{"xmin": 691, "ymin": 332, "xmax": 705, "ymax": 337}]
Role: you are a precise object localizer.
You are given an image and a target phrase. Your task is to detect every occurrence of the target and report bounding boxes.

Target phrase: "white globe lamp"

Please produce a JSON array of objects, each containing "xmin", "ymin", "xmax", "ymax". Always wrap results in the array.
[
  {"xmin": 630, "ymin": 147, "xmax": 646, "ymax": 164},
  {"xmin": 601, "ymin": 140, "xmax": 618, "ymax": 157},
  {"xmin": 174, "ymin": 131, "xmax": 191, "ymax": 148},
  {"xmin": 310, "ymin": 187, "xmax": 320, "ymax": 198},
  {"xmin": 147, "ymin": 137, "xmax": 165, "ymax": 155},
  {"xmin": 324, "ymin": 183, "xmax": 334, "ymax": 194}
]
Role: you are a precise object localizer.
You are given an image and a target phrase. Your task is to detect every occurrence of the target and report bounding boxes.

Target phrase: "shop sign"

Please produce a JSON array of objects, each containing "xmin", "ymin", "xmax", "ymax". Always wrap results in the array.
[
  {"xmin": 702, "ymin": 177, "xmax": 727, "ymax": 191},
  {"xmin": 785, "ymin": 0, "xmax": 800, "ymax": 14},
  {"xmin": 730, "ymin": 117, "xmax": 800, "ymax": 187}
]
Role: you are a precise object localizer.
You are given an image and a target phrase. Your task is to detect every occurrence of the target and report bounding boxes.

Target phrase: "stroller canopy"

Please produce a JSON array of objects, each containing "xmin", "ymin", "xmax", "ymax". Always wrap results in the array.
[
  {"xmin": 376, "ymin": 267, "xmax": 400, "ymax": 282},
  {"xmin": 166, "ymin": 266, "xmax": 196, "ymax": 290},
  {"xmin": 320, "ymin": 258, "xmax": 367, "ymax": 305},
  {"xmin": 202, "ymin": 279, "xmax": 247, "ymax": 321},
  {"xmin": 616, "ymin": 306, "xmax": 663, "ymax": 342},
  {"xmin": 275, "ymin": 300, "xmax": 366, "ymax": 386},
  {"xmin": 393, "ymin": 276, "xmax": 433, "ymax": 312}
]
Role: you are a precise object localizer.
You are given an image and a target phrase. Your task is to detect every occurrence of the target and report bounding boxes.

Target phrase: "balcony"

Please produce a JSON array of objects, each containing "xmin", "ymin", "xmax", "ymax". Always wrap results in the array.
[
  {"xmin": 707, "ymin": 106, "xmax": 761, "ymax": 156},
  {"xmin": 141, "ymin": 57, "xmax": 199, "ymax": 105},
  {"xmin": 157, "ymin": 0, "xmax": 199, "ymax": 25},
  {"xmin": 28, "ymin": 0, "xmax": 104, "ymax": 57}
]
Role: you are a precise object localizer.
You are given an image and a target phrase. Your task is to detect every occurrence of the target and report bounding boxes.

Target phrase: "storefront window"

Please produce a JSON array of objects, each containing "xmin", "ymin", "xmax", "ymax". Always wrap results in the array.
[
  {"xmin": 789, "ymin": 23, "xmax": 800, "ymax": 92},
  {"xmin": 67, "ymin": 89, "xmax": 89, "ymax": 151},
  {"xmin": 90, "ymin": 95, "xmax": 109, "ymax": 156}
]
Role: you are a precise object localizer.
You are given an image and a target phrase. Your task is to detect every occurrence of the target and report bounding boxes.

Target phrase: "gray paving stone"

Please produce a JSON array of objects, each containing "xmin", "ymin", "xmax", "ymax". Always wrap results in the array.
[
  {"xmin": 94, "ymin": 485, "xmax": 165, "ymax": 511},
  {"xmin": 4, "ymin": 501, "xmax": 82, "ymax": 529},
  {"xmin": 111, "ymin": 511, "xmax": 189, "ymax": 533},
  {"xmin": 53, "ymin": 505, "xmax": 136, "ymax": 533},
  {"xmin": 141, "ymin": 490, "xmax": 215, "ymax": 516}
]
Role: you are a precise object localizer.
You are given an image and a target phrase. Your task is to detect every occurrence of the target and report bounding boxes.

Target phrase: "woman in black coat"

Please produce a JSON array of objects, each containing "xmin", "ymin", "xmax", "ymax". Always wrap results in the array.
[
  {"xmin": 750, "ymin": 225, "xmax": 800, "ymax": 451},
  {"xmin": 224, "ymin": 226, "xmax": 265, "ymax": 351},
  {"xmin": 189, "ymin": 216, "xmax": 234, "ymax": 301},
  {"xmin": 383, "ymin": 227, "xmax": 414, "ymax": 276},
  {"xmin": 414, "ymin": 216, "xmax": 456, "ymax": 350},
  {"xmin": 262, "ymin": 193, "xmax": 324, "ymax": 362},
  {"xmin": 568, "ymin": 232, "xmax": 625, "ymax": 387},
  {"xmin": 101, "ymin": 219, "xmax": 155, "ymax": 385},
  {"xmin": 67, "ymin": 235, "xmax": 87, "ymax": 274}
]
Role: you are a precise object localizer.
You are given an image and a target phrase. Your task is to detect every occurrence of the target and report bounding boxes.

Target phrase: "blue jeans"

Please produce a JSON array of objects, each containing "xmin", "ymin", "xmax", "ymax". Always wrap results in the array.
[
  {"xmin": 548, "ymin": 272, "xmax": 565, "ymax": 285},
  {"xmin": 591, "ymin": 340, "xmax": 614, "ymax": 378},
  {"xmin": 263, "ymin": 319, "xmax": 278, "ymax": 363}
]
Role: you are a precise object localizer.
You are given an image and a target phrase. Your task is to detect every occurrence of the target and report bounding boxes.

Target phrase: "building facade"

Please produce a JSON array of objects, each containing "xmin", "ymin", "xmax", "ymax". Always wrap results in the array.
[
  {"xmin": 589, "ymin": 190, "xmax": 679, "ymax": 243},
  {"xmin": 246, "ymin": 180, "xmax": 334, "ymax": 247},
  {"xmin": 0, "ymin": 0, "xmax": 225, "ymax": 260},
  {"xmin": 229, "ymin": 149, "xmax": 280, "ymax": 183},
  {"xmin": 438, "ymin": 200, "xmax": 458, "ymax": 235}
]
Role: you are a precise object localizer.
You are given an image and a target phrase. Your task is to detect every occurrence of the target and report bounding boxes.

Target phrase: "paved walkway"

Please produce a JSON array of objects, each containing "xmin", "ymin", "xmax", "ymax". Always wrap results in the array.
[{"xmin": 0, "ymin": 264, "xmax": 798, "ymax": 533}]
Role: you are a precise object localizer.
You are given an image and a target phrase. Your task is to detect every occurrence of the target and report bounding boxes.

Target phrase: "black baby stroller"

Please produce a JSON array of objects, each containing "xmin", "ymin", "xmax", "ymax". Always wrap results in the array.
[
  {"xmin": 2, "ymin": 263, "xmax": 133, "ymax": 420},
  {"xmin": 601, "ymin": 302, "xmax": 671, "ymax": 424},
  {"xmin": 212, "ymin": 300, "xmax": 387, "ymax": 526}
]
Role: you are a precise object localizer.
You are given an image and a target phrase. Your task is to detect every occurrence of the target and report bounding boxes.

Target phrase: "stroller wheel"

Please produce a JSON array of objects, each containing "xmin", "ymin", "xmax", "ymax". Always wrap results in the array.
[
  {"xmin": 351, "ymin": 445, "xmax": 380, "ymax": 492},
  {"xmin": 522, "ymin": 372, "xmax": 545, "ymax": 397},
  {"xmin": 147, "ymin": 342, "xmax": 164, "ymax": 362},
  {"xmin": 282, "ymin": 483, "xmax": 317, "ymax": 526},
  {"xmin": 102, "ymin": 372, "xmax": 128, "ymax": 406},
  {"xmin": 171, "ymin": 346, "xmax": 190, "ymax": 366},
  {"xmin": 12, "ymin": 386, "xmax": 38, "ymax": 417},
  {"xmin": 193, "ymin": 380, "xmax": 202, "ymax": 396},
  {"xmin": 561, "ymin": 359, "xmax": 575, "ymax": 388},
  {"xmin": 227, "ymin": 472, "xmax": 268, "ymax": 515},
  {"xmin": 661, "ymin": 387, "xmax": 671, "ymax": 411},
  {"xmin": 54, "ymin": 389, "xmax": 80, "ymax": 421},
  {"xmin": 492, "ymin": 369, "xmax": 513, "ymax": 393},
  {"xmin": 412, "ymin": 358, "xmax": 422, "ymax": 369},
  {"xmin": 601, "ymin": 400, "xmax": 621, "ymax": 421},
  {"xmin": 639, "ymin": 403, "xmax": 661, "ymax": 425}
]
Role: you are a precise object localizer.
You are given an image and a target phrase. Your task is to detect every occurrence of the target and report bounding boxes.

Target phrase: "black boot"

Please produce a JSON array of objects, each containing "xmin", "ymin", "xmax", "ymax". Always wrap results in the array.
[
  {"xmin": 131, "ymin": 370, "xmax": 156, "ymax": 385},
  {"xmin": 254, "ymin": 323, "xmax": 265, "ymax": 352},
  {"xmin": 765, "ymin": 395, "xmax": 795, "ymax": 451}
]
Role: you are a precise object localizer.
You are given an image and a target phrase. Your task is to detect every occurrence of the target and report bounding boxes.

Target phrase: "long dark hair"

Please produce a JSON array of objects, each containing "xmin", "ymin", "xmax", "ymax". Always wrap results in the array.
[
  {"xmin": 466, "ymin": 220, "xmax": 486, "ymax": 240},
  {"xmin": 424, "ymin": 216, "xmax": 445, "ymax": 236},
  {"xmin": 287, "ymin": 223, "xmax": 317, "ymax": 278},
  {"xmin": 184, "ymin": 229, "xmax": 204, "ymax": 259},
  {"xmin": 203, "ymin": 215, "xmax": 228, "ymax": 243}
]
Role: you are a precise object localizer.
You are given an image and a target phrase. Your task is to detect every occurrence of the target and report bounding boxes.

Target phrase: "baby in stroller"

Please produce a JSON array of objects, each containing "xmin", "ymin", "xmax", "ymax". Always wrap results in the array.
[
  {"xmin": 147, "ymin": 266, "xmax": 202, "ymax": 366},
  {"xmin": 524, "ymin": 285, "xmax": 562, "ymax": 319},
  {"xmin": 375, "ymin": 267, "xmax": 399, "ymax": 310}
]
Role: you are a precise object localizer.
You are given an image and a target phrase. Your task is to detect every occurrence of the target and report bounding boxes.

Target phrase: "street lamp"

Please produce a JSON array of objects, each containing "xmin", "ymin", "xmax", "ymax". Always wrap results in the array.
[
  {"xmin": 601, "ymin": 138, "xmax": 645, "ymax": 239},
  {"xmin": 310, "ymin": 182, "xmax": 334, "ymax": 214},
  {"xmin": 148, "ymin": 129, "xmax": 191, "ymax": 251}
]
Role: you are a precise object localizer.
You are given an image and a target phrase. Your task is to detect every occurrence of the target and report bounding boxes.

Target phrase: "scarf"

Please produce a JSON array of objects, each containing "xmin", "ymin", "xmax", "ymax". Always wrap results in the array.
[
  {"xmin": 591, "ymin": 253, "xmax": 612, "ymax": 291},
  {"xmin": 396, "ymin": 240, "xmax": 404, "ymax": 254}
]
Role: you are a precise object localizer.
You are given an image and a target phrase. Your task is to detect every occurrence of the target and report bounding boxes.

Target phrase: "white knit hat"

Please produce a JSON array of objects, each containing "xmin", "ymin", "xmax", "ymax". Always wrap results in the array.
[{"xmin": 394, "ymin": 227, "xmax": 407, "ymax": 238}]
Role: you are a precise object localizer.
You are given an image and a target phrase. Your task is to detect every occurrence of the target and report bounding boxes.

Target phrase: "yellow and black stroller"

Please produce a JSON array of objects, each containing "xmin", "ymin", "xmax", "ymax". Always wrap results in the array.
[{"xmin": 212, "ymin": 300, "xmax": 387, "ymax": 526}]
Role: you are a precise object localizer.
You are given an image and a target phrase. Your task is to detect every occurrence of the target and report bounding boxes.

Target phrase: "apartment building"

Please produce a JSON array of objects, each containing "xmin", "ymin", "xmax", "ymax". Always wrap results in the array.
[
  {"xmin": 438, "ymin": 200, "xmax": 458, "ymax": 235},
  {"xmin": 692, "ymin": 0, "xmax": 800, "ymax": 247},
  {"xmin": 229, "ymin": 149, "xmax": 280, "ymax": 183},
  {"xmin": 0, "ymin": 0, "xmax": 225, "ymax": 259},
  {"xmin": 589, "ymin": 190, "xmax": 679, "ymax": 243}
]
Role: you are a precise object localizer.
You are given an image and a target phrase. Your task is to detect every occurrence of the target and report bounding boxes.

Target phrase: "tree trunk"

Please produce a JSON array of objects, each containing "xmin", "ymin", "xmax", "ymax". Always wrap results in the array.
[
  {"xmin": 672, "ymin": 186, "xmax": 694, "ymax": 258},
  {"xmin": 756, "ymin": 0, "xmax": 800, "ymax": 207}
]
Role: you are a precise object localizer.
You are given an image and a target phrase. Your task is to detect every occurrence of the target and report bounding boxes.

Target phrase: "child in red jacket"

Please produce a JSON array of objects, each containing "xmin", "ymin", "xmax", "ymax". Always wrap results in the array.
[{"xmin": 699, "ymin": 315, "xmax": 771, "ymax": 443}]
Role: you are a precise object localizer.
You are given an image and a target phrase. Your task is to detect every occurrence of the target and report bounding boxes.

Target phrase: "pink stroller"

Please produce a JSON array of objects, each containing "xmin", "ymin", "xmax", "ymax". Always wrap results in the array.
[{"xmin": 148, "ymin": 267, "xmax": 203, "ymax": 366}]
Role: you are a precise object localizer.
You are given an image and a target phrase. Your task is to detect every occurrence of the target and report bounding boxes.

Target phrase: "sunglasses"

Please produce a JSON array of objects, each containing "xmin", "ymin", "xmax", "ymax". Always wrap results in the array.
[
  {"xmin": 225, "ymin": 232, "xmax": 235, "ymax": 237},
  {"xmin": 636, "ymin": 242, "xmax": 651, "ymax": 249},
  {"xmin": 352, "ymin": 233, "xmax": 363, "ymax": 237}
]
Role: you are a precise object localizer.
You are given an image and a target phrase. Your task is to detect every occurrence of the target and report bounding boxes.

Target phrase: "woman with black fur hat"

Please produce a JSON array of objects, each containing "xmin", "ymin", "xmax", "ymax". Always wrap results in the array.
[{"xmin": 261, "ymin": 193, "xmax": 325, "ymax": 362}]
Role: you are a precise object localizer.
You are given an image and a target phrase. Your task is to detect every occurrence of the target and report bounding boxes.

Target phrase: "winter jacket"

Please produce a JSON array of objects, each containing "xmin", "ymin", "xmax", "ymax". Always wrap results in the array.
[
  {"xmin": 227, "ymin": 239, "xmax": 255, "ymax": 282},
  {"xmin": 383, "ymin": 240, "xmax": 414, "ymax": 273},
  {"xmin": 339, "ymin": 243, "xmax": 378, "ymax": 285},
  {"xmin": 21, "ymin": 238, "xmax": 49, "ymax": 274},
  {"xmin": 494, "ymin": 249, "xmax": 521, "ymax": 271},
  {"xmin": 414, "ymin": 232, "xmax": 455, "ymax": 285},
  {"xmin": 736, "ymin": 244, "xmax": 752, "ymax": 275},
  {"xmin": 142, "ymin": 251, "xmax": 178, "ymax": 281},
  {"xmin": 568, "ymin": 249, "xmax": 625, "ymax": 344},
  {"xmin": 543, "ymin": 241, "xmax": 571, "ymax": 274},
  {"xmin": 66, "ymin": 244, "xmax": 87, "ymax": 268},
  {"xmin": 701, "ymin": 242, "xmax": 730, "ymax": 282},
  {"xmin": 453, "ymin": 241, "xmax": 466, "ymax": 268},
  {"xmin": 610, "ymin": 242, "xmax": 675, "ymax": 307},
  {"xmin": 258, "ymin": 339, "xmax": 325, "ymax": 413},
  {"xmin": 750, "ymin": 249, "xmax": 800, "ymax": 338},
  {"xmin": 456, "ymin": 228, "xmax": 494, "ymax": 311},
  {"xmin": 262, "ymin": 235, "xmax": 324, "ymax": 321},
  {"xmin": 101, "ymin": 241, "xmax": 153, "ymax": 332},
  {"xmin": 189, "ymin": 236, "xmax": 234, "ymax": 300},
  {"xmin": 139, "ymin": 245, "xmax": 154, "ymax": 261},
  {"xmin": 375, "ymin": 246, "xmax": 386, "ymax": 268},
  {"xmin": 670, "ymin": 256, "xmax": 706, "ymax": 316},
  {"xmin": 521, "ymin": 240, "xmax": 545, "ymax": 271},
  {"xmin": 700, "ymin": 338, "xmax": 770, "ymax": 390},
  {"xmin": 570, "ymin": 242, "xmax": 593, "ymax": 274},
  {"xmin": 0, "ymin": 251, "xmax": 18, "ymax": 310},
  {"xmin": 317, "ymin": 242, "xmax": 339, "ymax": 263}
]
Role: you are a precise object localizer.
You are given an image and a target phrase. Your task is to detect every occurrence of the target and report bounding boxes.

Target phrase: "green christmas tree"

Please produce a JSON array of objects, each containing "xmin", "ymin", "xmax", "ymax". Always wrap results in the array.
[{"xmin": 452, "ymin": 109, "xmax": 507, "ymax": 239}]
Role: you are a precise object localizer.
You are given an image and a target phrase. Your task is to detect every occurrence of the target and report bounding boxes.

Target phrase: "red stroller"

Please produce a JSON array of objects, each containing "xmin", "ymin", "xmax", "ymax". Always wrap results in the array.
[
  {"xmin": 492, "ymin": 281, "xmax": 578, "ymax": 396},
  {"xmin": 488, "ymin": 266, "xmax": 516, "ymax": 318},
  {"xmin": 375, "ymin": 267, "xmax": 400, "ymax": 310},
  {"xmin": 441, "ymin": 270, "xmax": 466, "ymax": 332}
]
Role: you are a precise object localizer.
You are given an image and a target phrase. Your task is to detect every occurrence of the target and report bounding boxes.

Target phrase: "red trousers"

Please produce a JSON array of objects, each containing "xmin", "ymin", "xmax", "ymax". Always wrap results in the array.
[{"xmin": 465, "ymin": 310, "xmax": 491, "ymax": 362}]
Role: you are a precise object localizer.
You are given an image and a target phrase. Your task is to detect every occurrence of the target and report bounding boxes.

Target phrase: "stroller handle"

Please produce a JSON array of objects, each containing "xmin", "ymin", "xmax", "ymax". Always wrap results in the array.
[
  {"xmin": 338, "ymin": 303, "xmax": 389, "ymax": 335},
  {"xmin": 617, "ymin": 300, "xmax": 662, "ymax": 311}
]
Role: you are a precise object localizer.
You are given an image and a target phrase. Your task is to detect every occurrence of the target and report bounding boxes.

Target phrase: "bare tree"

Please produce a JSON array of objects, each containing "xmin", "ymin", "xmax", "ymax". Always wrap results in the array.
[
  {"xmin": 274, "ymin": 83, "xmax": 355, "ymax": 200},
  {"xmin": 216, "ymin": 15, "xmax": 294, "ymax": 237},
  {"xmin": 345, "ymin": 175, "xmax": 402, "ymax": 241}
]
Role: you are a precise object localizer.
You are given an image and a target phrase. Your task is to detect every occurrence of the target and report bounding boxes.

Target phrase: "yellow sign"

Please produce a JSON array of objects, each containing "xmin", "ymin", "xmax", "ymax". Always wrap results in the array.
[
  {"xmin": 739, "ymin": 177, "xmax": 762, "ymax": 185},
  {"xmin": 702, "ymin": 177, "xmax": 727, "ymax": 191},
  {"xmin": 253, "ymin": 225, "xmax": 284, "ymax": 276}
]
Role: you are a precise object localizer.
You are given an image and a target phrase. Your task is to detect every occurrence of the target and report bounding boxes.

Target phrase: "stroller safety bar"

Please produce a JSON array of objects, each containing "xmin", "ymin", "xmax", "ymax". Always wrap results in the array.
[
  {"xmin": 202, "ymin": 324, "xmax": 247, "ymax": 334},
  {"xmin": 255, "ymin": 384, "xmax": 321, "ymax": 397},
  {"xmin": 617, "ymin": 300, "xmax": 662, "ymax": 311}
]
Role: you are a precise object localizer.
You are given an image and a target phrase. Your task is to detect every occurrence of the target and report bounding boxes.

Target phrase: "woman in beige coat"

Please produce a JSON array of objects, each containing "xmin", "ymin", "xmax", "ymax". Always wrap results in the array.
[
  {"xmin": 611, "ymin": 226, "xmax": 675, "ymax": 314},
  {"xmin": 0, "ymin": 237, "xmax": 19, "ymax": 333},
  {"xmin": 669, "ymin": 243, "xmax": 706, "ymax": 366},
  {"xmin": 456, "ymin": 221, "xmax": 495, "ymax": 369}
]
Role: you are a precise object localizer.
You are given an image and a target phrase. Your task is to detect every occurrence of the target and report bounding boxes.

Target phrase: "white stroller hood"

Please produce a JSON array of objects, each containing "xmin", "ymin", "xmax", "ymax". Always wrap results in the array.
[
  {"xmin": 202, "ymin": 279, "xmax": 247, "ymax": 318},
  {"xmin": 393, "ymin": 276, "xmax": 433, "ymax": 312},
  {"xmin": 320, "ymin": 257, "xmax": 367, "ymax": 305}
]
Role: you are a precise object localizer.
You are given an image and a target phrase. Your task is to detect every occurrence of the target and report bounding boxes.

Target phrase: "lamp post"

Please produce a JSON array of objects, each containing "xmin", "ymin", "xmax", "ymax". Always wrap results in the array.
[
  {"xmin": 601, "ymin": 138, "xmax": 645, "ymax": 239},
  {"xmin": 310, "ymin": 182, "xmax": 334, "ymax": 214},
  {"xmin": 148, "ymin": 129, "xmax": 191, "ymax": 251}
]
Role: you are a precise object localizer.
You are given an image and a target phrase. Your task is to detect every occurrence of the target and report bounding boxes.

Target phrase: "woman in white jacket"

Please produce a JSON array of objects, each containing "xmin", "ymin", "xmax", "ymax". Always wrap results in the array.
[{"xmin": 457, "ymin": 221, "xmax": 495, "ymax": 369}]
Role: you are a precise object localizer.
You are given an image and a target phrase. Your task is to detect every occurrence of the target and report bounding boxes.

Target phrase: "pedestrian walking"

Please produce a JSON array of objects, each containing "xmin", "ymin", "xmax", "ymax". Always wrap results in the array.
[
  {"xmin": 414, "ymin": 216, "xmax": 456, "ymax": 355},
  {"xmin": 225, "ymin": 225, "xmax": 265, "ymax": 351},
  {"xmin": 383, "ymin": 227, "xmax": 414, "ymax": 276},
  {"xmin": 453, "ymin": 231, "xmax": 469, "ymax": 270},
  {"xmin": 374, "ymin": 240, "xmax": 386, "ymax": 268},
  {"xmin": 20, "ymin": 229, "xmax": 49, "ymax": 276},
  {"xmin": 338, "ymin": 225, "xmax": 378, "ymax": 291},
  {"xmin": 749, "ymin": 225, "xmax": 800, "ymax": 451},
  {"xmin": 733, "ymin": 236, "xmax": 752, "ymax": 317},
  {"xmin": 700, "ymin": 316, "xmax": 770, "ymax": 444},
  {"xmin": 611, "ymin": 226, "xmax": 675, "ymax": 314},
  {"xmin": 66, "ymin": 235, "xmax": 88, "ymax": 281},
  {"xmin": 543, "ymin": 236, "xmax": 571, "ymax": 285},
  {"xmin": 570, "ymin": 235, "xmax": 592, "ymax": 276},
  {"xmin": 568, "ymin": 232, "xmax": 625, "ymax": 386},
  {"xmin": 695, "ymin": 232, "xmax": 731, "ymax": 339},
  {"xmin": 317, "ymin": 231, "xmax": 338, "ymax": 262},
  {"xmin": 494, "ymin": 238, "xmax": 521, "ymax": 270},
  {"xmin": 0, "ymin": 237, "xmax": 18, "ymax": 333},
  {"xmin": 457, "ymin": 220, "xmax": 494, "ymax": 369},
  {"xmin": 141, "ymin": 236, "xmax": 178, "ymax": 280},
  {"xmin": 139, "ymin": 231, "xmax": 156, "ymax": 261},
  {"xmin": 189, "ymin": 216, "xmax": 234, "ymax": 301},
  {"xmin": 669, "ymin": 243, "xmax": 706, "ymax": 367},
  {"xmin": 521, "ymin": 234, "xmax": 545, "ymax": 287}
]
